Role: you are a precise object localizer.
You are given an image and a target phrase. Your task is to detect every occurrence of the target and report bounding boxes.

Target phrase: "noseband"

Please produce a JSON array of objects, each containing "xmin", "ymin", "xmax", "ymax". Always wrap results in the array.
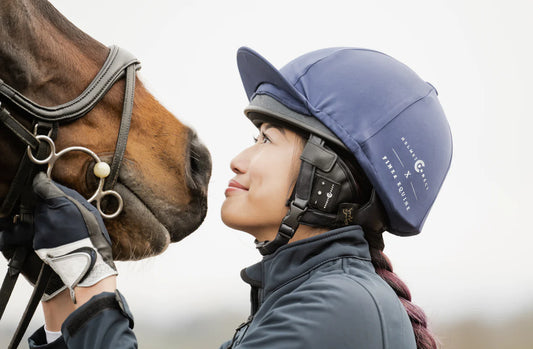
[{"xmin": 0, "ymin": 46, "xmax": 140, "ymax": 348}]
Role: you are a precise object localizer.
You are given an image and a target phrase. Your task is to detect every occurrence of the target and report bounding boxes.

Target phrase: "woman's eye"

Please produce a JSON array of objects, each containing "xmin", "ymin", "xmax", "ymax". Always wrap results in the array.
[
  {"xmin": 253, "ymin": 132, "xmax": 271, "ymax": 144},
  {"xmin": 261, "ymin": 132, "xmax": 271, "ymax": 143}
]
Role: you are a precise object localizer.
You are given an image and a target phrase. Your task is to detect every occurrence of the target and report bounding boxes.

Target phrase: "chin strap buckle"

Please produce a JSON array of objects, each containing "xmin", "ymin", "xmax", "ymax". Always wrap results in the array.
[
  {"xmin": 277, "ymin": 224, "xmax": 295, "ymax": 241},
  {"xmin": 256, "ymin": 201, "xmax": 307, "ymax": 256},
  {"xmin": 279, "ymin": 201, "xmax": 307, "ymax": 238}
]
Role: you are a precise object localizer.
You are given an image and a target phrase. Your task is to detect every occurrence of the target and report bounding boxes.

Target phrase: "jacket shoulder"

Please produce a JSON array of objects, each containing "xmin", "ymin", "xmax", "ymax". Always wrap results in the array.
[
  {"xmin": 248, "ymin": 264, "xmax": 415, "ymax": 349},
  {"xmin": 297, "ymin": 266, "xmax": 416, "ymax": 349}
]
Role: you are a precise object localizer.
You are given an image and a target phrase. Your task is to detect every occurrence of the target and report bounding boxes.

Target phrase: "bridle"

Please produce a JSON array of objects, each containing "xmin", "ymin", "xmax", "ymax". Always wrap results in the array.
[
  {"xmin": 0, "ymin": 45, "xmax": 140, "ymax": 348},
  {"xmin": 0, "ymin": 45, "xmax": 139, "ymax": 348}
]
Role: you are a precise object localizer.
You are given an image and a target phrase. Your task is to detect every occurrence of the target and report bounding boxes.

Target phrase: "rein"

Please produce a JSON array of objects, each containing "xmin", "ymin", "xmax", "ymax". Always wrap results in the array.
[{"xmin": 0, "ymin": 45, "xmax": 140, "ymax": 348}]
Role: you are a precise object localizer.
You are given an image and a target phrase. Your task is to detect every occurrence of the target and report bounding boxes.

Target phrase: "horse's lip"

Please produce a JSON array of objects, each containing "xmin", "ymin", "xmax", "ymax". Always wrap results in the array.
[
  {"xmin": 109, "ymin": 180, "xmax": 171, "ymax": 259},
  {"xmin": 103, "ymin": 160, "xmax": 208, "ymax": 243},
  {"xmin": 117, "ymin": 180, "xmax": 159, "ymax": 222},
  {"xmin": 114, "ymin": 180, "xmax": 170, "ymax": 232}
]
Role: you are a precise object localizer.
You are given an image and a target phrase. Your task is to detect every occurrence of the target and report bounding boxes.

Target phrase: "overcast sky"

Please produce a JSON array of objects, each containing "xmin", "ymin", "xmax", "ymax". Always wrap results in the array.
[{"xmin": 2, "ymin": 0, "xmax": 532, "ymax": 334}]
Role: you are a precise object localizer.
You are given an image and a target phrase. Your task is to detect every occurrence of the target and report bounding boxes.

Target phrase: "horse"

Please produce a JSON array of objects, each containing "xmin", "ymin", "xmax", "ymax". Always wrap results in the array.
[{"xmin": 0, "ymin": 0, "xmax": 212, "ymax": 261}]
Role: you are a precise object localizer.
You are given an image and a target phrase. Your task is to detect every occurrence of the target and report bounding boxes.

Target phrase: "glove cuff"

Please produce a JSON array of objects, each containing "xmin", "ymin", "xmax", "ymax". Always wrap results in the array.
[
  {"xmin": 36, "ymin": 238, "xmax": 117, "ymax": 303},
  {"xmin": 78, "ymin": 262, "xmax": 118, "ymax": 287}
]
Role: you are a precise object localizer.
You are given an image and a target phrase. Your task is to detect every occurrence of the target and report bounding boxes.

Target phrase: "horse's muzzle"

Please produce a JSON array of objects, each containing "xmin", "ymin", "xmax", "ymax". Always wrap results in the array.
[{"xmin": 185, "ymin": 129, "xmax": 212, "ymax": 197}]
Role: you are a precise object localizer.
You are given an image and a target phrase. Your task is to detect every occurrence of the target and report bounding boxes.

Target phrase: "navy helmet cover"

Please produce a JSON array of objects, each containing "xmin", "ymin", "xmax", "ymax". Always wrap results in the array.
[{"xmin": 237, "ymin": 47, "xmax": 453, "ymax": 236}]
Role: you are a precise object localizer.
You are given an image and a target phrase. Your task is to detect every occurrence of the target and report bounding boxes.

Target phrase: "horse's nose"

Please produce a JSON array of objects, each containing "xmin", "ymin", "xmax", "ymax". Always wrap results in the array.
[{"xmin": 186, "ymin": 130, "xmax": 212, "ymax": 195}]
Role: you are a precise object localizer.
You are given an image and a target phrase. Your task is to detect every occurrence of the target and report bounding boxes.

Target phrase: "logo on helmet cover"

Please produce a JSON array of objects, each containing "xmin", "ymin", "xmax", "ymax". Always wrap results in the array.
[
  {"xmin": 382, "ymin": 156, "xmax": 411, "ymax": 211},
  {"xmin": 380, "ymin": 136, "xmax": 431, "ymax": 212},
  {"xmin": 414, "ymin": 160, "xmax": 425, "ymax": 173},
  {"xmin": 400, "ymin": 137, "xmax": 429, "ymax": 192}
]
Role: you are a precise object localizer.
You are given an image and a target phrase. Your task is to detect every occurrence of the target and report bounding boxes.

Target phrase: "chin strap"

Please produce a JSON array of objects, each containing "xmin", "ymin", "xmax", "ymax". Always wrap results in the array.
[{"xmin": 256, "ymin": 135, "xmax": 335, "ymax": 255}]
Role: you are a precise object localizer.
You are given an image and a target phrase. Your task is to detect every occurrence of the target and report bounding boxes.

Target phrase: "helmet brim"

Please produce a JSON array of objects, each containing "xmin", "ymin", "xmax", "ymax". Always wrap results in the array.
[
  {"xmin": 245, "ymin": 94, "xmax": 347, "ymax": 151},
  {"xmin": 237, "ymin": 47, "xmax": 306, "ymax": 104}
]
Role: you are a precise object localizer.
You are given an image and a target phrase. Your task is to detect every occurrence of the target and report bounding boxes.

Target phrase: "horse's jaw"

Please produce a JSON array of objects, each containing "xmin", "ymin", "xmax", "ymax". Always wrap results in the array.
[
  {"xmin": 109, "ymin": 182, "xmax": 172, "ymax": 260},
  {"xmin": 101, "ymin": 160, "xmax": 209, "ymax": 261}
]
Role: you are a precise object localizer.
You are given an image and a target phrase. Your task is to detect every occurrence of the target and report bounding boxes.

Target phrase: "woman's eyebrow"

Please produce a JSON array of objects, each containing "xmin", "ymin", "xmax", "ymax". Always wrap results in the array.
[{"xmin": 262, "ymin": 123, "xmax": 286, "ymax": 135}]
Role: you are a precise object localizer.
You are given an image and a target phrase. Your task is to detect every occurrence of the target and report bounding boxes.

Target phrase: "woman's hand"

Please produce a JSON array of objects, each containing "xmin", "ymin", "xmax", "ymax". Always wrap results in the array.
[{"xmin": 32, "ymin": 172, "xmax": 118, "ymax": 303}]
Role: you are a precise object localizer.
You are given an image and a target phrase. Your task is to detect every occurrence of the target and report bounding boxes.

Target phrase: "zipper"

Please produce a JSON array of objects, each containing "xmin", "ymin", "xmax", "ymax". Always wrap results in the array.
[{"xmin": 227, "ymin": 315, "xmax": 253, "ymax": 348}]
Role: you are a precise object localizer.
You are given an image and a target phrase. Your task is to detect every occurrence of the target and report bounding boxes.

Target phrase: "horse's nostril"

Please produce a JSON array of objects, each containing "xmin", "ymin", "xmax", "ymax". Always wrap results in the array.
[
  {"xmin": 186, "ymin": 131, "xmax": 212, "ymax": 193},
  {"xmin": 190, "ymin": 147, "xmax": 201, "ymax": 177}
]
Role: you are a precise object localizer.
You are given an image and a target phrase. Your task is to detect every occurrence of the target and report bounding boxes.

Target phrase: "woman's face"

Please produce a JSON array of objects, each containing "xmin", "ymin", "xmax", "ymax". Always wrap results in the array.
[{"xmin": 221, "ymin": 123, "xmax": 303, "ymax": 242}]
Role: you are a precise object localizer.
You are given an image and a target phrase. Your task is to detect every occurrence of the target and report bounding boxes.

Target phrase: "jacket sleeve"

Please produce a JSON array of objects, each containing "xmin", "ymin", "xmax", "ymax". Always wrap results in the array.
[
  {"xmin": 60, "ymin": 290, "xmax": 137, "ymax": 349},
  {"xmin": 233, "ymin": 275, "xmax": 398, "ymax": 349}
]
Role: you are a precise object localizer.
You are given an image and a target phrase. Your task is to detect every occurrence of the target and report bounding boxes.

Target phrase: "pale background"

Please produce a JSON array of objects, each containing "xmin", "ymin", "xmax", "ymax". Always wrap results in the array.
[{"xmin": 1, "ymin": 0, "xmax": 532, "ymax": 347}]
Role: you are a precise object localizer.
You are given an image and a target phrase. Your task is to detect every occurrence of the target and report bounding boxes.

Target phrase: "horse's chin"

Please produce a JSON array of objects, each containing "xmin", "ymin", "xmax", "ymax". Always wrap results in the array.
[
  {"xmin": 109, "ymin": 182, "xmax": 172, "ymax": 260},
  {"xmin": 103, "ymin": 171, "xmax": 208, "ymax": 261}
]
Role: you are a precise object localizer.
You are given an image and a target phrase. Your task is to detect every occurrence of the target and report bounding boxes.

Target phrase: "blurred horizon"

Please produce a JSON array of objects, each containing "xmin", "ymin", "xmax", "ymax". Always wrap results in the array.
[{"xmin": 2, "ymin": 302, "xmax": 533, "ymax": 348}]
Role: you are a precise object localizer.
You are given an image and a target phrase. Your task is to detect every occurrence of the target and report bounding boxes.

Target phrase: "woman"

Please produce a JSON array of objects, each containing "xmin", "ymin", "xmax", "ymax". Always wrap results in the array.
[
  {"xmin": 4, "ymin": 46, "xmax": 452, "ymax": 348},
  {"xmin": 219, "ymin": 47, "xmax": 452, "ymax": 348}
]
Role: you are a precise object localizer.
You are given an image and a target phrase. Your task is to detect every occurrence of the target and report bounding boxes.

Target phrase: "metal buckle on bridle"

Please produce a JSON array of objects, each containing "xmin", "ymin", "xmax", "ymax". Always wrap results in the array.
[
  {"xmin": 32, "ymin": 123, "xmax": 53, "ymax": 138},
  {"xmin": 11, "ymin": 209, "xmax": 32, "ymax": 225}
]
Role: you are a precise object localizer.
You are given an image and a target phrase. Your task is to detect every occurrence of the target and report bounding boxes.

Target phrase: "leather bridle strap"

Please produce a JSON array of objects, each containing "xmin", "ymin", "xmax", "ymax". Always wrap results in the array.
[
  {"xmin": 0, "ymin": 120, "xmax": 52, "ymax": 217},
  {"xmin": 0, "ymin": 137, "xmax": 51, "ymax": 349},
  {"xmin": 0, "ymin": 247, "xmax": 28, "ymax": 320},
  {"xmin": 8, "ymin": 263, "xmax": 52, "ymax": 349},
  {"xmin": 0, "ymin": 46, "xmax": 140, "ymax": 123},
  {"xmin": 0, "ymin": 107, "xmax": 39, "ymax": 149},
  {"xmin": 0, "ymin": 128, "xmax": 51, "ymax": 339},
  {"xmin": 104, "ymin": 63, "xmax": 136, "ymax": 191}
]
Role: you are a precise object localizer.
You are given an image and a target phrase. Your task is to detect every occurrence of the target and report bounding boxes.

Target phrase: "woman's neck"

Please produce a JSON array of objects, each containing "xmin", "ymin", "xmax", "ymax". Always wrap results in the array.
[
  {"xmin": 291, "ymin": 225, "xmax": 329, "ymax": 243},
  {"xmin": 253, "ymin": 224, "xmax": 328, "ymax": 244}
]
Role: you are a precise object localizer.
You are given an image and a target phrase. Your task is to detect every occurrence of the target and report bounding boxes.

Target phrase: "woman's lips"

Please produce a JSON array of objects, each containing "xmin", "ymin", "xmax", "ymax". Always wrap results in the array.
[{"xmin": 225, "ymin": 179, "xmax": 248, "ymax": 196}]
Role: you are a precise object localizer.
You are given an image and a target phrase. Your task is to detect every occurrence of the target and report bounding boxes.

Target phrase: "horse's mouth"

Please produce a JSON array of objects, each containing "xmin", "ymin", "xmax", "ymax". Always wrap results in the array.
[
  {"xmin": 86, "ymin": 159, "xmax": 209, "ymax": 260},
  {"xmin": 120, "ymin": 167, "xmax": 208, "ymax": 236},
  {"xmin": 113, "ymin": 181, "xmax": 172, "ymax": 258}
]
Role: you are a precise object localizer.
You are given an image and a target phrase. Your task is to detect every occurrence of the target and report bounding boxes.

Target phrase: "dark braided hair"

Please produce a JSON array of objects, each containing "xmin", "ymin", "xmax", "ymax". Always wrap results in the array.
[
  {"xmin": 365, "ymin": 232, "xmax": 439, "ymax": 349},
  {"xmin": 336, "ymin": 148, "xmax": 439, "ymax": 349}
]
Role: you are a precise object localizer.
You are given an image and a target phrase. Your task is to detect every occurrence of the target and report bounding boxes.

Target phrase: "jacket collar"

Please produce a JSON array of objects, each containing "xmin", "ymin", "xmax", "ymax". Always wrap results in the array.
[{"xmin": 241, "ymin": 226, "xmax": 371, "ymax": 297}]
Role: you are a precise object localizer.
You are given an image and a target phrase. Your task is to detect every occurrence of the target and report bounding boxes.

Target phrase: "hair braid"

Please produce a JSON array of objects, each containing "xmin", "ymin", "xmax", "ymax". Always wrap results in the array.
[{"xmin": 366, "ymin": 233, "xmax": 439, "ymax": 349}]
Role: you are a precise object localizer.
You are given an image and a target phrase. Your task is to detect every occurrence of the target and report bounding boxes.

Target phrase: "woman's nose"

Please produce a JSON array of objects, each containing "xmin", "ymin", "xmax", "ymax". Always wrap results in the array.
[{"xmin": 230, "ymin": 146, "xmax": 252, "ymax": 174}]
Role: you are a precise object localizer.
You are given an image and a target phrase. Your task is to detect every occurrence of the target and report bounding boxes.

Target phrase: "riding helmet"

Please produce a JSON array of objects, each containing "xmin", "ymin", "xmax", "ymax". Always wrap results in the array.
[{"xmin": 237, "ymin": 47, "xmax": 453, "ymax": 254}]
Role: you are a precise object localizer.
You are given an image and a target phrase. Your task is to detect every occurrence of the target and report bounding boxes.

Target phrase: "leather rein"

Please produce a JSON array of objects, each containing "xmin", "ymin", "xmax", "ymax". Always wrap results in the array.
[{"xmin": 0, "ymin": 45, "xmax": 140, "ymax": 348}]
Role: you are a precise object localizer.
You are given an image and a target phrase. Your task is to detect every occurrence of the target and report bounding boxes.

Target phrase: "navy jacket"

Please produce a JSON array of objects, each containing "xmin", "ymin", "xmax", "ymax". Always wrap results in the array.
[
  {"xmin": 28, "ymin": 226, "xmax": 415, "ymax": 348},
  {"xmin": 28, "ymin": 290, "xmax": 136, "ymax": 349},
  {"xmin": 220, "ymin": 226, "xmax": 416, "ymax": 348}
]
